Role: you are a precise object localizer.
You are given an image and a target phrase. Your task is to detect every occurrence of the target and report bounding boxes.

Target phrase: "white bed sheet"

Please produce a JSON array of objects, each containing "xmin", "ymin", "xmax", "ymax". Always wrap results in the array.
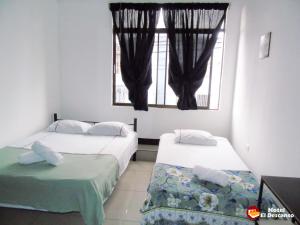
[
  {"xmin": 10, "ymin": 131, "xmax": 138, "ymax": 176},
  {"xmin": 156, "ymin": 133, "xmax": 249, "ymax": 171}
]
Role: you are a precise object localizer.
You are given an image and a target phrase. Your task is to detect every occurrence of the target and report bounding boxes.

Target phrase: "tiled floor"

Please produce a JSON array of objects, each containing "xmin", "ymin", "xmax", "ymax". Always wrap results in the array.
[
  {"xmin": 104, "ymin": 161, "xmax": 154, "ymax": 225},
  {"xmin": 0, "ymin": 161, "xmax": 154, "ymax": 225}
]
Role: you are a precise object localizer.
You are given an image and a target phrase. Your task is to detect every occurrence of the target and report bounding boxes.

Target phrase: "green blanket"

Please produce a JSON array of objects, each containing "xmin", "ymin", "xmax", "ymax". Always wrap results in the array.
[{"xmin": 0, "ymin": 147, "xmax": 119, "ymax": 225}]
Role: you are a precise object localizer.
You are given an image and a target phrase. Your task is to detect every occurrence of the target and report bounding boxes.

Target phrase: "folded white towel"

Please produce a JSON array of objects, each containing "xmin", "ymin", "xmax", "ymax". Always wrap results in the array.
[
  {"xmin": 18, "ymin": 151, "xmax": 44, "ymax": 165},
  {"xmin": 32, "ymin": 141, "xmax": 63, "ymax": 166},
  {"xmin": 193, "ymin": 165, "xmax": 229, "ymax": 187}
]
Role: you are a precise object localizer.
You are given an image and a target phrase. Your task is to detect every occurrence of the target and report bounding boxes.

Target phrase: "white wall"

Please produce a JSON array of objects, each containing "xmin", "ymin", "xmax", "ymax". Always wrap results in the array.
[
  {"xmin": 2, "ymin": 0, "xmax": 298, "ymax": 177},
  {"xmin": 231, "ymin": 0, "xmax": 300, "ymax": 177},
  {"xmin": 59, "ymin": 0, "xmax": 244, "ymax": 139},
  {"xmin": 0, "ymin": 0, "xmax": 60, "ymax": 147}
]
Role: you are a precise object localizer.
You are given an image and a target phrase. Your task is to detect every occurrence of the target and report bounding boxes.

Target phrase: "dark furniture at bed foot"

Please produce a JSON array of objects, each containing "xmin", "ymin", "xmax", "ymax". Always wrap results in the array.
[
  {"xmin": 257, "ymin": 176, "xmax": 300, "ymax": 225},
  {"xmin": 0, "ymin": 207, "xmax": 85, "ymax": 225}
]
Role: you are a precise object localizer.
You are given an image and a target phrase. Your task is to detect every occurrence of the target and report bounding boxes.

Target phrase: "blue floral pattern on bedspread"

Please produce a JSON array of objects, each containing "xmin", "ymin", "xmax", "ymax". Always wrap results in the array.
[{"xmin": 140, "ymin": 163, "xmax": 276, "ymax": 225}]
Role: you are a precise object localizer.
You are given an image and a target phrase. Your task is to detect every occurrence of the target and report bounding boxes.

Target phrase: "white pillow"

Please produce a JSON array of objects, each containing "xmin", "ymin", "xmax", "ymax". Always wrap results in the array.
[
  {"xmin": 174, "ymin": 129, "xmax": 217, "ymax": 146},
  {"xmin": 87, "ymin": 122, "xmax": 130, "ymax": 137},
  {"xmin": 48, "ymin": 120, "xmax": 91, "ymax": 134}
]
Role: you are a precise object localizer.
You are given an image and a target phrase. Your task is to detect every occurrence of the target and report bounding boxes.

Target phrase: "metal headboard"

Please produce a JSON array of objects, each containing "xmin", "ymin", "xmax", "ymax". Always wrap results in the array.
[{"xmin": 53, "ymin": 113, "xmax": 137, "ymax": 132}]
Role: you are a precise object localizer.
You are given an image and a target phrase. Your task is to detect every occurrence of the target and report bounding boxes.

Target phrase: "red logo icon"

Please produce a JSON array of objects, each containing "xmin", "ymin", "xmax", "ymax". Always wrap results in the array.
[{"xmin": 247, "ymin": 206, "xmax": 260, "ymax": 220}]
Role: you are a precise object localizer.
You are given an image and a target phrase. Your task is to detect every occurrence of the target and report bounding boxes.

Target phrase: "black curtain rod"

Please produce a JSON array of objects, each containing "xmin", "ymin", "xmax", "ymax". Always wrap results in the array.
[
  {"xmin": 109, "ymin": 3, "xmax": 161, "ymax": 10},
  {"xmin": 109, "ymin": 3, "xmax": 229, "ymax": 11},
  {"xmin": 162, "ymin": 3, "xmax": 229, "ymax": 10}
]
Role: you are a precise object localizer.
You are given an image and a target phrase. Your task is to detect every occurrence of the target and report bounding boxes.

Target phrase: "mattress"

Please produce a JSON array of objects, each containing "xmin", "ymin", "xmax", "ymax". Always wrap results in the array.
[
  {"xmin": 10, "ymin": 131, "xmax": 138, "ymax": 175},
  {"xmin": 156, "ymin": 133, "xmax": 248, "ymax": 171}
]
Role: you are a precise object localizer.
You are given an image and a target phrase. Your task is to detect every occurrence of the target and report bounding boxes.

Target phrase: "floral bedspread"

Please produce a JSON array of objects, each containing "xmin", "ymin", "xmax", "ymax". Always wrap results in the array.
[{"xmin": 141, "ymin": 163, "xmax": 276, "ymax": 225}]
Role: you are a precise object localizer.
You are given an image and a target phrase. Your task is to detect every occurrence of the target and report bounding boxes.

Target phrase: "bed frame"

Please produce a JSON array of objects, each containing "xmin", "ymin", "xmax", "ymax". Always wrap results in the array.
[{"xmin": 53, "ymin": 113, "xmax": 138, "ymax": 161}]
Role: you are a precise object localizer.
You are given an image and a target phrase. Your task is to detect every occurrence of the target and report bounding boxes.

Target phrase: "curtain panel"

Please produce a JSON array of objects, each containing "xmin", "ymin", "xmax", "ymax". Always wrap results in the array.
[
  {"xmin": 110, "ymin": 3, "xmax": 160, "ymax": 111},
  {"xmin": 162, "ymin": 3, "xmax": 229, "ymax": 110}
]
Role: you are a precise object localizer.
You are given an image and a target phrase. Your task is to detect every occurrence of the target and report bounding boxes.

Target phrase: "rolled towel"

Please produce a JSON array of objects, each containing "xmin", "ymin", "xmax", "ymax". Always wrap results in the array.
[
  {"xmin": 193, "ymin": 165, "xmax": 229, "ymax": 187},
  {"xmin": 18, "ymin": 151, "xmax": 44, "ymax": 165},
  {"xmin": 32, "ymin": 141, "xmax": 63, "ymax": 166}
]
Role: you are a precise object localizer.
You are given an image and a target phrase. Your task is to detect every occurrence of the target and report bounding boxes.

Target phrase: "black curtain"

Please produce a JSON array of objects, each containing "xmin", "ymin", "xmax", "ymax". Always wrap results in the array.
[
  {"xmin": 162, "ymin": 3, "xmax": 229, "ymax": 110},
  {"xmin": 110, "ymin": 3, "xmax": 160, "ymax": 111}
]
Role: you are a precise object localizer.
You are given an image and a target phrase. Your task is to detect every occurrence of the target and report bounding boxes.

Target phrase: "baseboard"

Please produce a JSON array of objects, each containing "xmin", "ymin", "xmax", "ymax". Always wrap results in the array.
[{"xmin": 138, "ymin": 138, "xmax": 159, "ymax": 145}]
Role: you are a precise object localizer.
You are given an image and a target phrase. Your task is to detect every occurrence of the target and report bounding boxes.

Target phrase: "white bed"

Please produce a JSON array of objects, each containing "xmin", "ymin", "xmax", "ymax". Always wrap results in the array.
[
  {"xmin": 1, "ymin": 130, "xmax": 137, "ymax": 211},
  {"xmin": 156, "ymin": 133, "xmax": 248, "ymax": 171},
  {"xmin": 10, "ymin": 130, "xmax": 138, "ymax": 176},
  {"xmin": 141, "ymin": 134, "xmax": 265, "ymax": 225}
]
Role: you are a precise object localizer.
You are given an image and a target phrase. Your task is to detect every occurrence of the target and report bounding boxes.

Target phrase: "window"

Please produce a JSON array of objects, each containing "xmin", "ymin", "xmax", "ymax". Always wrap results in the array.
[{"xmin": 113, "ymin": 10, "xmax": 225, "ymax": 109}]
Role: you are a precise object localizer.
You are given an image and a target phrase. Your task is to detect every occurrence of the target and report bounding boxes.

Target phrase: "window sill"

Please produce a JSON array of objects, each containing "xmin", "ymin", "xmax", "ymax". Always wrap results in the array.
[{"xmin": 112, "ymin": 103, "xmax": 219, "ymax": 110}]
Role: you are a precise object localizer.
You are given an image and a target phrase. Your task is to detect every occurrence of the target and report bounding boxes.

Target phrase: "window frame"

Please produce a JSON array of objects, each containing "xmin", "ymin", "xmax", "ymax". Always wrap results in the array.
[{"xmin": 112, "ymin": 26, "xmax": 226, "ymax": 110}]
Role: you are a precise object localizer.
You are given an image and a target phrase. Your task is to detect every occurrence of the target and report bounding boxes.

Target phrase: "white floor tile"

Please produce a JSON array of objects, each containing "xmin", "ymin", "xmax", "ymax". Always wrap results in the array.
[
  {"xmin": 127, "ymin": 161, "xmax": 154, "ymax": 173},
  {"xmin": 104, "ymin": 190, "xmax": 147, "ymax": 221},
  {"xmin": 117, "ymin": 170, "xmax": 151, "ymax": 191},
  {"xmin": 104, "ymin": 161, "xmax": 154, "ymax": 224}
]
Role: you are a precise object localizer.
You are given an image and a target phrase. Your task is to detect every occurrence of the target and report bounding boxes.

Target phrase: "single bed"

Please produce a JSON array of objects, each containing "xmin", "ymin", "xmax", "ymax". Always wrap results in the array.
[
  {"xmin": 0, "ymin": 114, "xmax": 138, "ymax": 225},
  {"xmin": 156, "ymin": 133, "xmax": 249, "ymax": 171},
  {"xmin": 141, "ymin": 133, "xmax": 276, "ymax": 225}
]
